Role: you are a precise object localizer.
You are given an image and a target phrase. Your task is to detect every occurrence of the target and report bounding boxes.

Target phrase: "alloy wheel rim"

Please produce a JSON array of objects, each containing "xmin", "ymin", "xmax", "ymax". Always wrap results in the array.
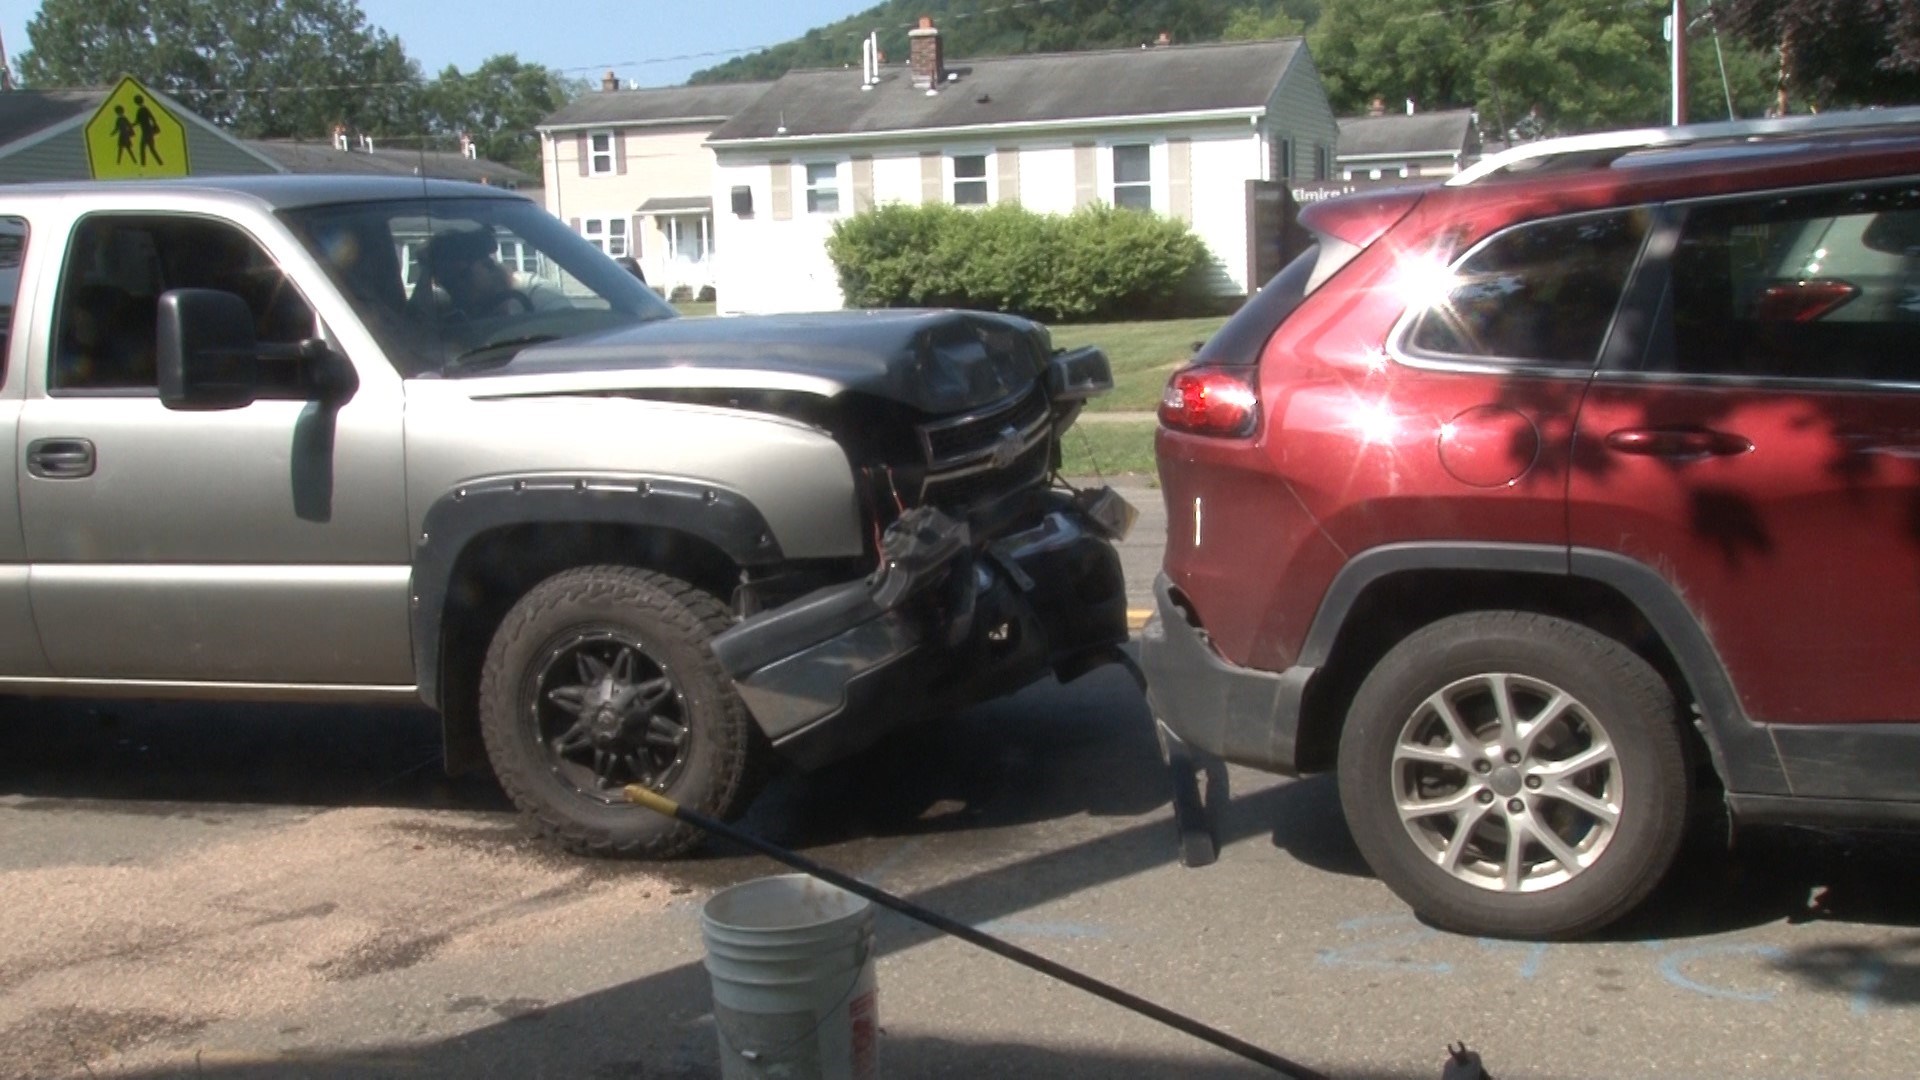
[
  {"xmin": 1391, "ymin": 672, "xmax": 1622, "ymax": 893},
  {"xmin": 527, "ymin": 628, "xmax": 691, "ymax": 804}
]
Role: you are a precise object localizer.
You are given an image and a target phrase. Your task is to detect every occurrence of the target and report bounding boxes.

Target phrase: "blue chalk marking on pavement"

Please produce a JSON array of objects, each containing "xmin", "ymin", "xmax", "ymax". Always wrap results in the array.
[
  {"xmin": 1852, "ymin": 957, "xmax": 1888, "ymax": 1015},
  {"xmin": 1477, "ymin": 937, "xmax": 1549, "ymax": 979},
  {"xmin": 975, "ymin": 919, "xmax": 1109, "ymax": 941},
  {"xmin": 1317, "ymin": 914, "xmax": 1452, "ymax": 974},
  {"xmin": 1656, "ymin": 942, "xmax": 1786, "ymax": 1002}
]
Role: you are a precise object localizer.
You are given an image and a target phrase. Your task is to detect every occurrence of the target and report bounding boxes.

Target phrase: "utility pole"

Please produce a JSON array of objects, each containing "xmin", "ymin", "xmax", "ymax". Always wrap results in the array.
[
  {"xmin": 0, "ymin": 28, "xmax": 13, "ymax": 92},
  {"xmin": 1671, "ymin": 0, "xmax": 1689, "ymax": 125}
]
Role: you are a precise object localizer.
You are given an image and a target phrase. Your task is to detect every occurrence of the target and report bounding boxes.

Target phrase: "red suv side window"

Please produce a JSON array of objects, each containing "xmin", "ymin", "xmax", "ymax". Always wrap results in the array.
[
  {"xmin": 1406, "ymin": 209, "xmax": 1651, "ymax": 367},
  {"xmin": 1657, "ymin": 184, "xmax": 1920, "ymax": 381}
]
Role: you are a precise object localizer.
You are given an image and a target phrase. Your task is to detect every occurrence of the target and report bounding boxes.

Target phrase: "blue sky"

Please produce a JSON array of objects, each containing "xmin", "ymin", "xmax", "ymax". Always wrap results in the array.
[{"xmin": 3, "ymin": 1, "xmax": 878, "ymax": 90}]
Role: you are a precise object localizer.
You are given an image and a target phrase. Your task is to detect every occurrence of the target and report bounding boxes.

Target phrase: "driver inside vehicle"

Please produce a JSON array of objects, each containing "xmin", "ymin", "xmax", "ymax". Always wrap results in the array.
[{"xmin": 419, "ymin": 225, "xmax": 566, "ymax": 320}]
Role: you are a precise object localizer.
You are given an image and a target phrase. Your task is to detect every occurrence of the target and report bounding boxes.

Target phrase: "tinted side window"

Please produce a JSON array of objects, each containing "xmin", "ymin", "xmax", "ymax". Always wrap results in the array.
[
  {"xmin": 1657, "ymin": 184, "xmax": 1920, "ymax": 381},
  {"xmin": 0, "ymin": 216, "xmax": 24, "ymax": 384},
  {"xmin": 53, "ymin": 215, "xmax": 315, "ymax": 393},
  {"xmin": 1408, "ymin": 209, "xmax": 1650, "ymax": 366}
]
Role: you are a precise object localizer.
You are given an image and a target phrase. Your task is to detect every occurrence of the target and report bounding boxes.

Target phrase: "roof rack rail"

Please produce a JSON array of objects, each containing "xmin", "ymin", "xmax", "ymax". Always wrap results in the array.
[{"xmin": 1448, "ymin": 106, "xmax": 1920, "ymax": 186}]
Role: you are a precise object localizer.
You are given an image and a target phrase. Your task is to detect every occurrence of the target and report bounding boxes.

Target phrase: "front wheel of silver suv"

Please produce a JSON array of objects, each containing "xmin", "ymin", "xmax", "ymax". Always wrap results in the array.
[
  {"xmin": 478, "ymin": 566, "xmax": 763, "ymax": 858},
  {"xmin": 1336, "ymin": 611, "xmax": 1690, "ymax": 939}
]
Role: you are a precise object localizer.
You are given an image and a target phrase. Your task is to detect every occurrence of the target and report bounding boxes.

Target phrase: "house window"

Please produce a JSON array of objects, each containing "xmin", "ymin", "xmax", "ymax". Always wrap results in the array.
[
  {"xmin": 1279, "ymin": 138, "xmax": 1294, "ymax": 180},
  {"xmin": 952, "ymin": 153, "xmax": 988, "ymax": 206},
  {"xmin": 1112, "ymin": 144, "xmax": 1151, "ymax": 210},
  {"xmin": 497, "ymin": 239, "xmax": 539, "ymax": 275},
  {"xmin": 589, "ymin": 132, "xmax": 615, "ymax": 175},
  {"xmin": 1316, "ymin": 145, "xmax": 1331, "ymax": 181},
  {"xmin": 582, "ymin": 217, "xmax": 628, "ymax": 258},
  {"xmin": 805, "ymin": 163, "xmax": 840, "ymax": 214}
]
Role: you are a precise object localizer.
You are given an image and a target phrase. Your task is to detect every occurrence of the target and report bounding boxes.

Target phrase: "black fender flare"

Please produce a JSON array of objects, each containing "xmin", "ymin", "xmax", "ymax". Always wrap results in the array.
[
  {"xmin": 1298, "ymin": 541, "xmax": 1787, "ymax": 796},
  {"xmin": 409, "ymin": 473, "xmax": 787, "ymax": 712}
]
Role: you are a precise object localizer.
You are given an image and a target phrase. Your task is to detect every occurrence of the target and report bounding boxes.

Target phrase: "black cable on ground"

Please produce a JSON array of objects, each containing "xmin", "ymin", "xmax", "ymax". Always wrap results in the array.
[{"xmin": 627, "ymin": 784, "xmax": 1331, "ymax": 1080}]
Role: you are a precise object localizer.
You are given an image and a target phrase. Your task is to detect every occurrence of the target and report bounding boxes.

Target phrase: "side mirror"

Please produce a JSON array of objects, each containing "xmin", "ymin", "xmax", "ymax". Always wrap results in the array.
[
  {"xmin": 157, "ymin": 288, "xmax": 258, "ymax": 411},
  {"xmin": 157, "ymin": 288, "xmax": 356, "ymax": 410}
]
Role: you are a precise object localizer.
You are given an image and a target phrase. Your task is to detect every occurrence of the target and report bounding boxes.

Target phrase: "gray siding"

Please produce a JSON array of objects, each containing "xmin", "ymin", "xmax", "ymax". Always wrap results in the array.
[
  {"xmin": 1265, "ymin": 46, "xmax": 1340, "ymax": 182},
  {"xmin": 1, "ymin": 117, "xmax": 279, "ymax": 184}
]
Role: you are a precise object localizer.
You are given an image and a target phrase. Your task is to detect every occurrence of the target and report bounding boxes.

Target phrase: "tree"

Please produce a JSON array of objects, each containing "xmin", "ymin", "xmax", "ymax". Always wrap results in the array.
[
  {"xmin": 423, "ymin": 55, "xmax": 578, "ymax": 174},
  {"xmin": 18, "ymin": 0, "xmax": 425, "ymax": 139},
  {"xmin": 1720, "ymin": 0, "xmax": 1920, "ymax": 109},
  {"xmin": 1222, "ymin": 6, "xmax": 1308, "ymax": 40},
  {"xmin": 1311, "ymin": 0, "xmax": 1780, "ymax": 136}
]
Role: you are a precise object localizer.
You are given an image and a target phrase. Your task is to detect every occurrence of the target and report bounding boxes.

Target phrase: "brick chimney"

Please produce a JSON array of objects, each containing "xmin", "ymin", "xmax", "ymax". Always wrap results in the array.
[
  {"xmin": 601, "ymin": 69, "xmax": 619, "ymax": 92},
  {"xmin": 909, "ymin": 16, "xmax": 944, "ymax": 90},
  {"xmin": 1369, "ymin": 96, "xmax": 1387, "ymax": 118}
]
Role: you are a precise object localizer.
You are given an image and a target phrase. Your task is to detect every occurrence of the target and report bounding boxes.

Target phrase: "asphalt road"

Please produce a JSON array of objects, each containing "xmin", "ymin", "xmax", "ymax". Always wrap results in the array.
[{"xmin": 4, "ymin": 479, "xmax": 1920, "ymax": 1079}]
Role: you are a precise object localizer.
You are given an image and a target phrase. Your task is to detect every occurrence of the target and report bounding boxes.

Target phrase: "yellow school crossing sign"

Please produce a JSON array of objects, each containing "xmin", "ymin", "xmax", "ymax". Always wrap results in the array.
[{"xmin": 84, "ymin": 76, "xmax": 191, "ymax": 180}]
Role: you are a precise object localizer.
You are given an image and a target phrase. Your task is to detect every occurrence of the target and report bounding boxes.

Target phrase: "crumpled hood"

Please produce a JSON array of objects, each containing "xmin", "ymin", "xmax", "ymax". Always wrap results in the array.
[{"xmin": 471, "ymin": 309, "xmax": 1051, "ymax": 415}]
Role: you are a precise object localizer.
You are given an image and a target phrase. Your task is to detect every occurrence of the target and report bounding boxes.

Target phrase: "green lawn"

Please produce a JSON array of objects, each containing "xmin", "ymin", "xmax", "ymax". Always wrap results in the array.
[
  {"xmin": 1050, "ymin": 315, "xmax": 1228, "ymax": 412},
  {"xmin": 1060, "ymin": 419, "xmax": 1159, "ymax": 479}
]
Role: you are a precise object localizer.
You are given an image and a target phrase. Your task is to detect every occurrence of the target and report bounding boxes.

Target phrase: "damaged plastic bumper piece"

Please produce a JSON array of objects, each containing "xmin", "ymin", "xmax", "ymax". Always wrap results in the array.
[{"xmin": 710, "ymin": 492, "xmax": 1130, "ymax": 770}]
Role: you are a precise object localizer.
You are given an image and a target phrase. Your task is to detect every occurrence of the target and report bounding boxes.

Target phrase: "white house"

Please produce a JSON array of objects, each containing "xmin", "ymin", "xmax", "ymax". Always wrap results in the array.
[
  {"xmin": 1336, "ymin": 104, "xmax": 1481, "ymax": 183},
  {"xmin": 537, "ymin": 77, "xmax": 773, "ymax": 296},
  {"xmin": 705, "ymin": 26, "xmax": 1338, "ymax": 314}
]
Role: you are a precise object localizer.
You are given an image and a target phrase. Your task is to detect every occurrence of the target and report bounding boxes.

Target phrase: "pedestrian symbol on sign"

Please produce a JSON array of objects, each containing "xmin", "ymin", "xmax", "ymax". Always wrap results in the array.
[{"xmin": 84, "ymin": 76, "xmax": 190, "ymax": 180}]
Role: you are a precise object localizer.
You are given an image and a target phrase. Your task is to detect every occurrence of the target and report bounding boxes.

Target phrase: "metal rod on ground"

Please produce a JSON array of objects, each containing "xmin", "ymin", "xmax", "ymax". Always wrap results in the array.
[{"xmin": 626, "ymin": 784, "xmax": 1329, "ymax": 1080}]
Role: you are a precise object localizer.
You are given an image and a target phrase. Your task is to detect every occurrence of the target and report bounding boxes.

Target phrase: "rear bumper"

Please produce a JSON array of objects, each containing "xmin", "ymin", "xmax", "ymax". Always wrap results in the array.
[
  {"xmin": 711, "ymin": 492, "xmax": 1129, "ymax": 770},
  {"xmin": 1139, "ymin": 573, "xmax": 1312, "ymax": 774}
]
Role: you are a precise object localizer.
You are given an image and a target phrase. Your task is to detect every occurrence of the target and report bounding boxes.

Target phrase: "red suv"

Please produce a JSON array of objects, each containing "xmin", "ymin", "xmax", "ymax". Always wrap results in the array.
[{"xmin": 1144, "ymin": 108, "xmax": 1920, "ymax": 939}]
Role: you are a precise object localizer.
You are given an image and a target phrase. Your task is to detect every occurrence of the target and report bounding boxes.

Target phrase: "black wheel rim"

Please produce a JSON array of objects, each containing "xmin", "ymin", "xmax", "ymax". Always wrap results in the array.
[{"xmin": 525, "ymin": 628, "xmax": 691, "ymax": 804}]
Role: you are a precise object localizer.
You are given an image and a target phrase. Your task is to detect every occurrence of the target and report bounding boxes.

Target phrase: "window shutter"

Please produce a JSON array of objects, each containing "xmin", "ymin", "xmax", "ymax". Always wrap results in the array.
[
  {"xmin": 576, "ymin": 134, "xmax": 589, "ymax": 177},
  {"xmin": 770, "ymin": 160, "xmax": 792, "ymax": 221},
  {"xmin": 615, "ymin": 133, "xmax": 628, "ymax": 175},
  {"xmin": 920, "ymin": 152, "xmax": 941, "ymax": 204},
  {"xmin": 1073, "ymin": 143, "xmax": 1097, "ymax": 208},
  {"xmin": 632, "ymin": 215, "xmax": 644, "ymax": 257},
  {"xmin": 569, "ymin": 217, "xmax": 581, "ymax": 231}
]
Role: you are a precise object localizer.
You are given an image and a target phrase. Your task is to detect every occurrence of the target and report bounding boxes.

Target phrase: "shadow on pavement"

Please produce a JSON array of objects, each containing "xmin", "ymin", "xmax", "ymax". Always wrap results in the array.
[
  {"xmin": 1248, "ymin": 764, "xmax": 1920, "ymax": 944},
  {"xmin": 0, "ymin": 696, "xmax": 508, "ymax": 813}
]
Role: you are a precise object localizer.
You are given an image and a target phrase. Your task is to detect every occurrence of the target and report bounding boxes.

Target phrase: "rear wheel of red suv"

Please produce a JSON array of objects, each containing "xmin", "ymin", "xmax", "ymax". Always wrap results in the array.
[{"xmin": 1337, "ymin": 611, "xmax": 1689, "ymax": 939}]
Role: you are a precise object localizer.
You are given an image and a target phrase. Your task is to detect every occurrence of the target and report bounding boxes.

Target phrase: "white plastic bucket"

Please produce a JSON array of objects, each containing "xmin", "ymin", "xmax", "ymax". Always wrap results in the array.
[{"xmin": 699, "ymin": 873, "xmax": 880, "ymax": 1080}]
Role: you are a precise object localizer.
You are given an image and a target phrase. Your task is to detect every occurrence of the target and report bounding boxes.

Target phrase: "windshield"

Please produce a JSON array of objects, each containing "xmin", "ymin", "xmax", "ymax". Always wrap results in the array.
[{"xmin": 280, "ymin": 196, "xmax": 678, "ymax": 376}]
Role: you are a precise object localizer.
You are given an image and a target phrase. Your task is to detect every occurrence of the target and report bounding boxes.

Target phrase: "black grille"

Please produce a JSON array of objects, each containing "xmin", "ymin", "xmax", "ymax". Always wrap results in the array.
[
  {"xmin": 924, "ymin": 437, "xmax": 1051, "ymax": 509},
  {"xmin": 922, "ymin": 384, "xmax": 1049, "ymax": 465},
  {"xmin": 915, "ymin": 383, "xmax": 1054, "ymax": 512}
]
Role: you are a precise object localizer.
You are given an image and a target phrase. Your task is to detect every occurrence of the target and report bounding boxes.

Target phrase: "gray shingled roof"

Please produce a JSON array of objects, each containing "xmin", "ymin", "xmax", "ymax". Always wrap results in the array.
[
  {"xmin": 1337, "ymin": 109, "xmax": 1477, "ymax": 159},
  {"xmin": 0, "ymin": 90, "xmax": 103, "ymax": 149},
  {"xmin": 540, "ymin": 82, "xmax": 774, "ymax": 130},
  {"xmin": 247, "ymin": 140, "xmax": 534, "ymax": 186},
  {"xmin": 710, "ymin": 39, "xmax": 1304, "ymax": 143}
]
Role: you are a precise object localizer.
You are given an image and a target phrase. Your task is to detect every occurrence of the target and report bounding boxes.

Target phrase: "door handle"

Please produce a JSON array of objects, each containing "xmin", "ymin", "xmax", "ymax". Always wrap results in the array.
[
  {"xmin": 26, "ymin": 438, "xmax": 97, "ymax": 479},
  {"xmin": 1604, "ymin": 428, "xmax": 1752, "ymax": 458}
]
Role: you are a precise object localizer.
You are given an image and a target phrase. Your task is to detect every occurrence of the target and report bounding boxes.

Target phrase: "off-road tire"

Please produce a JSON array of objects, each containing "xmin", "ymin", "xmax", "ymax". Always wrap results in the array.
[
  {"xmin": 479, "ymin": 566, "xmax": 760, "ymax": 858},
  {"xmin": 1337, "ymin": 611, "xmax": 1690, "ymax": 939}
]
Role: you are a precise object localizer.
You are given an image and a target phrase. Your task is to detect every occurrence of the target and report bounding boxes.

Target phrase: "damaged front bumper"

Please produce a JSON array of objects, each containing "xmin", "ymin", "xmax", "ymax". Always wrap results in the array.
[{"xmin": 710, "ymin": 489, "xmax": 1132, "ymax": 770}]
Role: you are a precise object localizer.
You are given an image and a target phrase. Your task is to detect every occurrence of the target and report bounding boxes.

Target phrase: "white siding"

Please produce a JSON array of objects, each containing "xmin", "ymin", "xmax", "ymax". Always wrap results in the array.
[
  {"xmin": 713, "ymin": 157, "xmax": 846, "ymax": 314},
  {"xmin": 1018, "ymin": 145, "xmax": 1078, "ymax": 215},
  {"xmin": 872, "ymin": 153, "xmax": 922, "ymax": 206},
  {"xmin": 1189, "ymin": 132, "xmax": 1263, "ymax": 293}
]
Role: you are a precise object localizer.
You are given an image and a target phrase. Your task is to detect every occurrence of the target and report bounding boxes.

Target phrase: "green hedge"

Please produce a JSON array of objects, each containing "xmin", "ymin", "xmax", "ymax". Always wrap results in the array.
[{"xmin": 826, "ymin": 202, "xmax": 1212, "ymax": 323}]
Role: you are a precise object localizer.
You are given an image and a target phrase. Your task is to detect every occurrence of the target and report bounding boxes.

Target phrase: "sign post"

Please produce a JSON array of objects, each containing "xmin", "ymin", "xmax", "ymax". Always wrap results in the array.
[{"xmin": 84, "ymin": 76, "xmax": 191, "ymax": 180}]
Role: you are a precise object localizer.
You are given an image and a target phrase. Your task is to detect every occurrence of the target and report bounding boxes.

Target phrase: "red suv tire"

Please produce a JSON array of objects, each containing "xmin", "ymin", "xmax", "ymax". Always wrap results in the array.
[{"xmin": 1336, "ymin": 611, "xmax": 1690, "ymax": 939}]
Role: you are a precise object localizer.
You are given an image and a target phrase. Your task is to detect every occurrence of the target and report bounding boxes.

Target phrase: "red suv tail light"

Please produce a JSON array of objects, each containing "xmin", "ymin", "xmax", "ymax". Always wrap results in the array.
[
  {"xmin": 1756, "ymin": 279, "xmax": 1860, "ymax": 322},
  {"xmin": 1160, "ymin": 366, "xmax": 1260, "ymax": 438}
]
